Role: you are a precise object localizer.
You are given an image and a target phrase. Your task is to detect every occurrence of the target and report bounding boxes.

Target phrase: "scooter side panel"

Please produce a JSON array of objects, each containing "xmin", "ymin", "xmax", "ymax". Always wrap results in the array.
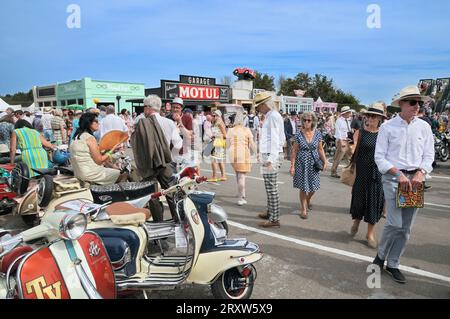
[
  {"xmin": 184, "ymin": 198, "xmax": 204, "ymax": 267},
  {"xmin": 187, "ymin": 250, "xmax": 263, "ymax": 285},
  {"xmin": 17, "ymin": 247, "xmax": 71, "ymax": 299},
  {"xmin": 76, "ymin": 232, "xmax": 116, "ymax": 299}
]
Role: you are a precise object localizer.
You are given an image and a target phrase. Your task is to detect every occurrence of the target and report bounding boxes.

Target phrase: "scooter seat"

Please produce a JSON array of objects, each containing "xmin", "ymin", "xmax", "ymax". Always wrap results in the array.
[
  {"xmin": 32, "ymin": 167, "xmax": 74, "ymax": 177},
  {"xmin": 105, "ymin": 202, "xmax": 151, "ymax": 225},
  {"xmin": 91, "ymin": 181, "xmax": 157, "ymax": 204},
  {"xmin": 0, "ymin": 246, "xmax": 33, "ymax": 274}
]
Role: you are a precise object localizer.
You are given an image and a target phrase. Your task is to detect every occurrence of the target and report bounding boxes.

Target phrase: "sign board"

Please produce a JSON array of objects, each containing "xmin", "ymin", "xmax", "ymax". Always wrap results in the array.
[
  {"xmin": 161, "ymin": 80, "xmax": 230, "ymax": 102},
  {"xmin": 180, "ymin": 75, "xmax": 216, "ymax": 86}
]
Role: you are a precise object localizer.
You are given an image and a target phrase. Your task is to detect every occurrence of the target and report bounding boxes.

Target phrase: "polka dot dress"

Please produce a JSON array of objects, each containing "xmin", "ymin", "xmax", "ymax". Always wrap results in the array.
[
  {"xmin": 293, "ymin": 130, "xmax": 322, "ymax": 193},
  {"xmin": 350, "ymin": 129, "xmax": 384, "ymax": 225}
]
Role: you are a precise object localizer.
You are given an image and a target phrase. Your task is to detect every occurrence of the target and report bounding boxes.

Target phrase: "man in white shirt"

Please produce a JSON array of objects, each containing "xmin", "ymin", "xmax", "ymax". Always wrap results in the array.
[
  {"xmin": 99, "ymin": 105, "xmax": 128, "ymax": 138},
  {"xmin": 330, "ymin": 106, "xmax": 354, "ymax": 178},
  {"xmin": 254, "ymin": 92, "xmax": 286, "ymax": 228},
  {"xmin": 372, "ymin": 86, "xmax": 434, "ymax": 284}
]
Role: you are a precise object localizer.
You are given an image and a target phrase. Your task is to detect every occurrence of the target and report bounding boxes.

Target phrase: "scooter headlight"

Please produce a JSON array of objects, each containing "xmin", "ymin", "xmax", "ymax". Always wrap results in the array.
[{"xmin": 59, "ymin": 213, "xmax": 87, "ymax": 240}]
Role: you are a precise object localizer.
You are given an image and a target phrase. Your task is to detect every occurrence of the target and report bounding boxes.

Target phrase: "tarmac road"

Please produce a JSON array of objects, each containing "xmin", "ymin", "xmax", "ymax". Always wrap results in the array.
[{"xmin": 1, "ymin": 157, "xmax": 449, "ymax": 299}]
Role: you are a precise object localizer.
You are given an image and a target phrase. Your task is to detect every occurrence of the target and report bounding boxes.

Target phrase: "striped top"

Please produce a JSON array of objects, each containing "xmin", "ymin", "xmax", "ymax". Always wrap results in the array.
[{"xmin": 15, "ymin": 128, "xmax": 49, "ymax": 177}]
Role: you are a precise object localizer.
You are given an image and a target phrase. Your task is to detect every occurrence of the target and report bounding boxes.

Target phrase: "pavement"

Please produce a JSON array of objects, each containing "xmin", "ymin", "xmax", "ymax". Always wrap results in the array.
[{"xmin": 1, "ymin": 156, "xmax": 449, "ymax": 299}]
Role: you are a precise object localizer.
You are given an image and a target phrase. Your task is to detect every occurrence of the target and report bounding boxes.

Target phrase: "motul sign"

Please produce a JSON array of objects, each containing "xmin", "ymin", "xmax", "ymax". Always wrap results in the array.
[{"xmin": 179, "ymin": 85, "xmax": 220, "ymax": 100}]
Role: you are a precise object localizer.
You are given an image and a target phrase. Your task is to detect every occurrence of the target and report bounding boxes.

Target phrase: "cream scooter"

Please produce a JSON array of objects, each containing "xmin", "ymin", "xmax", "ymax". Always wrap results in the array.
[{"xmin": 79, "ymin": 176, "xmax": 262, "ymax": 299}]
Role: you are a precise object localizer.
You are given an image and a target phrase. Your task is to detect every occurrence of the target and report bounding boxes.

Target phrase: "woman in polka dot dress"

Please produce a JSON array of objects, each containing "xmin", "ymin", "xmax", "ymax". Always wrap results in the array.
[{"xmin": 290, "ymin": 112, "xmax": 329, "ymax": 219}]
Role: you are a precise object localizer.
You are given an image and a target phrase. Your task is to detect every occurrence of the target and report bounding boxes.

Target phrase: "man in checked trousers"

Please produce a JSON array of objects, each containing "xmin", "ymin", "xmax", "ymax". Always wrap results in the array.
[{"xmin": 254, "ymin": 92, "xmax": 286, "ymax": 228}]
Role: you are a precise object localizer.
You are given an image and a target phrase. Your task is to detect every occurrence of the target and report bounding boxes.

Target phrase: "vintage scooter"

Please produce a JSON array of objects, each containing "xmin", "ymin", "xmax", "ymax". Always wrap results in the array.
[
  {"xmin": 0, "ymin": 209, "xmax": 116, "ymax": 299},
  {"xmin": 16, "ymin": 162, "xmax": 229, "ymax": 235},
  {"xmin": 62, "ymin": 176, "xmax": 262, "ymax": 299}
]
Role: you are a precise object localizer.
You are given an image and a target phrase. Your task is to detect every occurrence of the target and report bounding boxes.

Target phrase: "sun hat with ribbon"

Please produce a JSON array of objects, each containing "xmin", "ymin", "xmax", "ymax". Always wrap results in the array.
[
  {"xmin": 253, "ymin": 91, "xmax": 273, "ymax": 108},
  {"xmin": 391, "ymin": 85, "xmax": 431, "ymax": 107},
  {"xmin": 365, "ymin": 102, "xmax": 387, "ymax": 118}
]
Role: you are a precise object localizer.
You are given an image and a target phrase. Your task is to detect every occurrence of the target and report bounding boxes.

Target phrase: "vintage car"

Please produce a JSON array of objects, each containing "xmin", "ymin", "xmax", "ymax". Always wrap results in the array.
[{"xmin": 233, "ymin": 68, "xmax": 256, "ymax": 80}]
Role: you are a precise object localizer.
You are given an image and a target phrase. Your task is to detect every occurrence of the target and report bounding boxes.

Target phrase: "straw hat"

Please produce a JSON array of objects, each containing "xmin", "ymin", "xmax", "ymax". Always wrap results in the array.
[
  {"xmin": 171, "ymin": 97, "xmax": 184, "ymax": 106},
  {"xmin": 340, "ymin": 106, "xmax": 354, "ymax": 114},
  {"xmin": 98, "ymin": 130, "xmax": 129, "ymax": 152},
  {"xmin": 0, "ymin": 144, "xmax": 9, "ymax": 153},
  {"xmin": 43, "ymin": 107, "xmax": 53, "ymax": 113},
  {"xmin": 391, "ymin": 85, "xmax": 431, "ymax": 107},
  {"xmin": 253, "ymin": 91, "xmax": 272, "ymax": 108},
  {"xmin": 365, "ymin": 102, "xmax": 387, "ymax": 118}
]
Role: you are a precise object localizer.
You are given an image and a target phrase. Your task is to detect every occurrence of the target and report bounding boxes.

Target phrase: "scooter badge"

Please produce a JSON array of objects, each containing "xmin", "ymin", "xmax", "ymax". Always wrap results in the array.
[
  {"xmin": 89, "ymin": 241, "xmax": 100, "ymax": 257},
  {"xmin": 191, "ymin": 209, "xmax": 200, "ymax": 225}
]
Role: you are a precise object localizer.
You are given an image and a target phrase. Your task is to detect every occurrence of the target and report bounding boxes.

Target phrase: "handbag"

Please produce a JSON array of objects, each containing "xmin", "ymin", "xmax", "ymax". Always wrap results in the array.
[
  {"xmin": 340, "ymin": 163, "xmax": 356, "ymax": 187},
  {"xmin": 202, "ymin": 141, "xmax": 215, "ymax": 157},
  {"xmin": 213, "ymin": 137, "xmax": 226, "ymax": 148},
  {"xmin": 300, "ymin": 132, "xmax": 323, "ymax": 172},
  {"xmin": 340, "ymin": 128, "xmax": 363, "ymax": 187}
]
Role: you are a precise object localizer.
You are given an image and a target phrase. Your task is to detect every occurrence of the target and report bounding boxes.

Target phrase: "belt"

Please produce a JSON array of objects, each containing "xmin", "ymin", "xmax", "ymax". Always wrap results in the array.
[{"xmin": 400, "ymin": 169, "xmax": 419, "ymax": 174}]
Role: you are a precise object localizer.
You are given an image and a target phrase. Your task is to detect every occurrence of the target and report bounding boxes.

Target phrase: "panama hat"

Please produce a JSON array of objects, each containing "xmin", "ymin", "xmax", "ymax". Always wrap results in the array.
[
  {"xmin": 171, "ymin": 97, "xmax": 184, "ymax": 106},
  {"xmin": 99, "ymin": 130, "xmax": 129, "ymax": 152},
  {"xmin": 0, "ymin": 144, "xmax": 9, "ymax": 153},
  {"xmin": 391, "ymin": 85, "xmax": 431, "ymax": 107},
  {"xmin": 43, "ymin": 107, "xmax": 52, "ymax": 113},
  {"xmin": 365, "ymin": 102, "xmax": 387, "ymax": 118},
  {"xmin": 253, "ymin": 91, "xmax": 273, "ymax": 108},
  {"xmin": 340, "ymin": 106, "xmax": 354, "ymax": 114}
]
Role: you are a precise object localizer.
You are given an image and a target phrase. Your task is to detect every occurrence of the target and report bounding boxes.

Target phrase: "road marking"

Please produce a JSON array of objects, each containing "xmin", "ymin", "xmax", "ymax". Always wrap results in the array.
[
  {"xmin": 425, "ymin": 202, "xmax": 450, "ymax": 209},
  {"xmin": 202, "ymin": 169, "xmax": 285, "ymax": 185},
  {"xmin": 228, "ymin": 220, "xmax": 450, "ymax": 284},
  {"xmin": 430, "ymin": 175, "xmax": 450, "ymax": 180}
]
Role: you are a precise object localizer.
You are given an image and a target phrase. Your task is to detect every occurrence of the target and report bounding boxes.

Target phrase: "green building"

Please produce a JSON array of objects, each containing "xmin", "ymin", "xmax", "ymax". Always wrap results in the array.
[{"xmin": 57, "ymin": 77, "xmax": 145, "ymax": 113}]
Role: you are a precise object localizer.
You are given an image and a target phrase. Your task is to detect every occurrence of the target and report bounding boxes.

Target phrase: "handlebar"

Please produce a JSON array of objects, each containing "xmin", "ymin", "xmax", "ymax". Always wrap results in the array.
[{"xmin": 150, "ymin": 176, "xmax": 207, "ymax": 200}]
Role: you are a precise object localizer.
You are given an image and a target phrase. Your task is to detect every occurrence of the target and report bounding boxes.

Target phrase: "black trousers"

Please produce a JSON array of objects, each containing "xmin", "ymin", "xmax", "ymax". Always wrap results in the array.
[{"xmin": 145, "ymin": 164, "xmax": 178, "ymax": 222}]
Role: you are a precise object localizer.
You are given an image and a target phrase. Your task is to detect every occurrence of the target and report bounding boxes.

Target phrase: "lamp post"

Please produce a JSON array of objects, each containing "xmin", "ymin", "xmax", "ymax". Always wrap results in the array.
[{"xmin": 116, "ymin": 95, "xmax": 121, "ymax": 114}]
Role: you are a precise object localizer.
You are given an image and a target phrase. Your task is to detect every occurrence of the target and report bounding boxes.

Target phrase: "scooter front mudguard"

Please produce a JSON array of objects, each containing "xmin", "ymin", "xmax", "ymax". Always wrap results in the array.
[{"xmin": 186, "ymin": 241, "xmax": 263, "ymax": 285}]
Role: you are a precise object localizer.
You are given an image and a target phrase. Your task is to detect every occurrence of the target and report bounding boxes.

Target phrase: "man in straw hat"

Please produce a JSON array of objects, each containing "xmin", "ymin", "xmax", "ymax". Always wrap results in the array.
[
  {"xmin": 372, "ymin": 85, "xmax": 434, "ymax": 284},
  {"xmin": 330, "ymin": 106, "xmax": 355, "ymax": 178},
  {"xmin": 254, "ymin": 92, "xmax": 286, "ymax": 228}
]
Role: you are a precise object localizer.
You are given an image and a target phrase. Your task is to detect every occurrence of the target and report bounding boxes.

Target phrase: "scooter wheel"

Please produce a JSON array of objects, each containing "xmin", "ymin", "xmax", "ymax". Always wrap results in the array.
[
  {"xmin": 37, "ymin": 175, "xmax": 54, "ymax": 208},
  {"xmin": 211, "ymin": 266, "xmax": 255, "ymax": 299},
  {"xmin": 439, "ymin": 147, "xmax": 449, "ymax": 162}
]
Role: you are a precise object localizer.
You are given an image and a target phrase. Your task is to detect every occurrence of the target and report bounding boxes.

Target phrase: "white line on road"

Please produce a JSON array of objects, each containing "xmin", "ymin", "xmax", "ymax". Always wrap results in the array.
[
  {"xmin": 430, "ymin": 175, "xmax": 450, "ymax": 180},
  {"xmin": 425, "ymin": 202, "xmax": 450, "ymax": 209},
  {"xmin": 202, "ymin": 169, "xmax": 285, "ymax": 185},
  {"xmin": 228, "ymin": 220, "xmax": 450, "ymax": 284}
]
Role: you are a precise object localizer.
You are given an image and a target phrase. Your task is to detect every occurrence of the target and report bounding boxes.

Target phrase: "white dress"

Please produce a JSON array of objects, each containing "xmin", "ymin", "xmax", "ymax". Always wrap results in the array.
[{"xmin": 70, "ymin": 133, "xmax": 120, "ymax": 185}]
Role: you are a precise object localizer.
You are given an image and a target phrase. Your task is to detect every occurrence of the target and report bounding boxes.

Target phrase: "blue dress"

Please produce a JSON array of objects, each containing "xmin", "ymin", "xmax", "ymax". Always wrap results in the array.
[{"xmin": 293, "ymin": 130, "xmax": 322, "ymax": 192}]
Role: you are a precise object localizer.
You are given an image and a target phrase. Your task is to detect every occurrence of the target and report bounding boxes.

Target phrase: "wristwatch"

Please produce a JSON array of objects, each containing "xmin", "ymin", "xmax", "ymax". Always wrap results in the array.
[{"xmin": 419, "ymin": 168, "xmax": 427, "ymax": 175}]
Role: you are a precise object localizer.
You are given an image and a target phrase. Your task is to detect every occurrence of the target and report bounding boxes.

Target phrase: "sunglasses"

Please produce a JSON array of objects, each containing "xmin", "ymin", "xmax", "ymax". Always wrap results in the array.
[
  {"xmin": 402, "ymin": 100, "xmax": 424, "ymax": 107},
  {"xmin": 302, "ymin": 119, "xmax": 312, "ymax": 122}
]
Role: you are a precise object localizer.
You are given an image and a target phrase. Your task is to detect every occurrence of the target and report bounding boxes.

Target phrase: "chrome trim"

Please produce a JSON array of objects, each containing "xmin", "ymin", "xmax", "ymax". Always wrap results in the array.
[
  {"xmin": 229, "ymin": 242, "xmax": 261, "ymax": 259},
  {"xmin": 111, "ymin": 246, "xmax": 131, "ymax": 271},
  {"xmin": 209, "ymin": 204, "xmax": 228, "ymax": 223},
  {"xmin": 5, "ymin": 252, "xmax": 32, "ymax": 296},
  {"xmin": 73, "ymin": 258, "xmax": 103, "ymax": 299}
]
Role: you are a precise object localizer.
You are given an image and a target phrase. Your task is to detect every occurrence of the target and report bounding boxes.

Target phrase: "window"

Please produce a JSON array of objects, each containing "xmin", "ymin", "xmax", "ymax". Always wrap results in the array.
[
  {"xmin": 78, "ymin": 99, "xmax": 84, "ymax": 105},
  {"xmin": 52, "ymin": 101, "xmax": 57, "ymax": 106},
  {"xmin": 39, "ymin": 102, "xmax": 44, "ymax": 107},
  {"xmin": 44, "ymin": 101, "xmax": 51, "ymax": 107},
  {"xmin": 38, "ymin": 87, "xmax": 55, "ymax": 97},
  {"xmin": 67, "ymin": 99, "xmax": 77, "ymax": 106},
  {"xmin": 61, "ymin": 100, "xmax": 66, "ymax": 106}
]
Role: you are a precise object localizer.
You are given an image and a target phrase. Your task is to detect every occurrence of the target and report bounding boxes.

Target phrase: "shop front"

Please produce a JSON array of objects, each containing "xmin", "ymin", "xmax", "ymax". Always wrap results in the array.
[
  {"xmin": 280, "ymin": 96, "xmax": 314, "ymax": 114},
  {"xmin": 57, "ymin": 77, "xmax": 145, "ymax": 113},
  {"xmin": 130, "ymin": 75, "xmax": 231, "ymax": 114}
]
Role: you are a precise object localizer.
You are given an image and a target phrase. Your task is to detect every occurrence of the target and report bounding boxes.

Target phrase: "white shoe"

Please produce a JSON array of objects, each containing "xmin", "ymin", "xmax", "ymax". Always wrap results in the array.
[{"xmin": 237, "ymin": 199, "xmax": 247, "ymax": 206}]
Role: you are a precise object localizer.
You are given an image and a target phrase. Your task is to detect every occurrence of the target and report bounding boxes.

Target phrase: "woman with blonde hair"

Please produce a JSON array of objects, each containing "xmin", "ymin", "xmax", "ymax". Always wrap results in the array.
[
  {"xmin": 290, "ymin": 111, "xmax": 328, "ymax": 219},
  {"xmin": 208, "ymin": 110, "xmax": 227, "ymax": 182},
  {"xmin": 226, "ymin": 109, "xmax": 257, "ymax": 205}
]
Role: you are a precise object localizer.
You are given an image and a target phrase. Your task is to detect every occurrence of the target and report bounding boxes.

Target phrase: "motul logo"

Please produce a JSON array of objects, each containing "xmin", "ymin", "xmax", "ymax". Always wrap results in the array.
[{"xmin": 179, "ymin": 85, "xmax": 220, "ymax": 100}]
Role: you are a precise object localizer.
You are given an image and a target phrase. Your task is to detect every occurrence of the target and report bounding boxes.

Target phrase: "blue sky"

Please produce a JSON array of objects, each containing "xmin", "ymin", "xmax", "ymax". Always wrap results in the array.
[{"xmin": 1, "ymin": 0, "xmax": 449, "ymax": 105}]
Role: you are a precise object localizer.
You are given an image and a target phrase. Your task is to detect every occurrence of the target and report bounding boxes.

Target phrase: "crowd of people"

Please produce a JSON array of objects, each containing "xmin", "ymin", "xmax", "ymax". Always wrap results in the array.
[{"xmin": 0, "ymin": 84, "xmax": 444, "ymax": 285}]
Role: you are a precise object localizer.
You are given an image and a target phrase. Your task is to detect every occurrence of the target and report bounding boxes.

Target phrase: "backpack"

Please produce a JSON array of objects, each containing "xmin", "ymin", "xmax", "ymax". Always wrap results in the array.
[{"xmin": 248, "ymin": 115, "xmax": 255, "ymax": 129}]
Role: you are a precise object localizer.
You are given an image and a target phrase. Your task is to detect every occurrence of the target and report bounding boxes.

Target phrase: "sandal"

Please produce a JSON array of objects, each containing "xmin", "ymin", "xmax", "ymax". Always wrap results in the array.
[
  {"xmin": 219, "ymin": 177, "xmax": 228, "ymax": 181},
  {"xmin": 300, "ymin": 212, "xmax": 308, "ymax": 220},
  {"xmin": 207, "ymin": 178, "xmax": 219, "ymax": 182}
]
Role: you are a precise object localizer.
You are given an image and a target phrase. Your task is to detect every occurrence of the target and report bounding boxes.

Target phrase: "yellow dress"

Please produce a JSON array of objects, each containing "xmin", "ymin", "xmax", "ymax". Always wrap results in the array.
[
  {"xmin": 69, "ymin": 133, "xmax": 120, "ymax": 185},
  {"xmin": 227, "ymin": 125, "xmax": 254, "ymax": 173}
]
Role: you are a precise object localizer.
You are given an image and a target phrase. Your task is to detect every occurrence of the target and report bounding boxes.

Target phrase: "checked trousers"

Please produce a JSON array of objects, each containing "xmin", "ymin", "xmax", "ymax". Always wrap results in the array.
[{"xmin": 263, "ymin": 172, "xmax": 280, "ymax": 222}]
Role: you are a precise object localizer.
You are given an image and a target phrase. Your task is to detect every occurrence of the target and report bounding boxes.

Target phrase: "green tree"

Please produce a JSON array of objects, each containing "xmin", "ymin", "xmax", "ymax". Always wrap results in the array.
[
  {"xmin": 253, "ymin": 71, "xmax": 275, "ymax": 91},
  {"xmin": 278, "ymin": 72, "xmax": 360, "ymax": 105},
  {"xmin": 1, "ymin": 89, "xmax": 34, "ymax": 107}
]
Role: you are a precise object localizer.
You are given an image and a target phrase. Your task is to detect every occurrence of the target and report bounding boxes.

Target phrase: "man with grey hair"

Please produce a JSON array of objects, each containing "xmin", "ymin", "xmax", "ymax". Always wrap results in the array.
[
  {"xmin": 99, "ymin": 104, "xmax": 128, "ymax": 138},
  {"xmin": 254, "ymin": 92, "xmax": 286, "ymax": 228}
]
